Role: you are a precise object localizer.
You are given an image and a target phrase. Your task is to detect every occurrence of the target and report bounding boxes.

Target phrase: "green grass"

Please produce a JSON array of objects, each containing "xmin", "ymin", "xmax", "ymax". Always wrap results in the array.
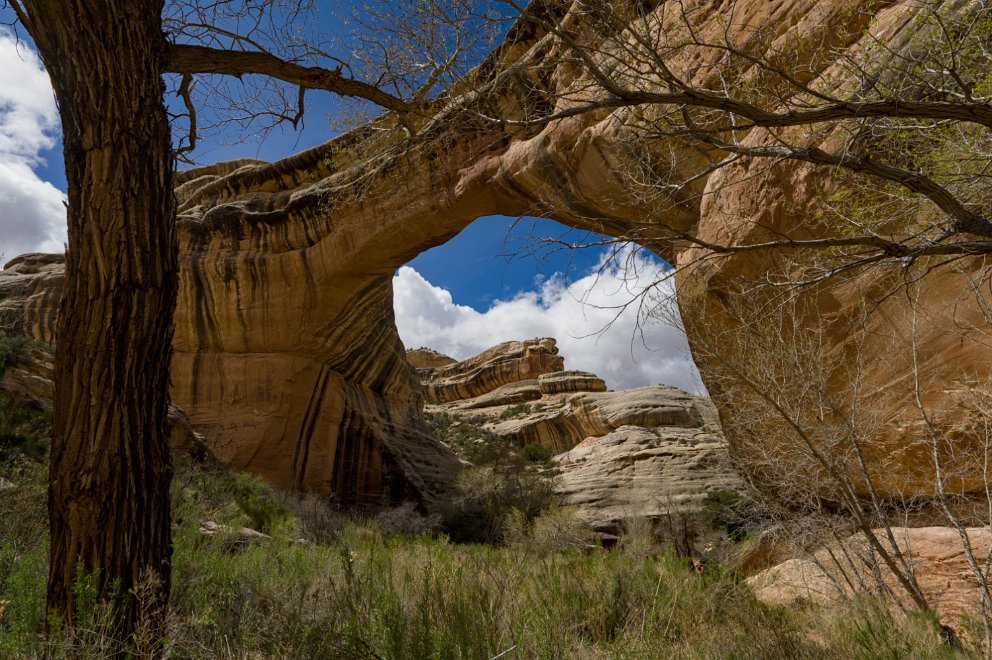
[{"xmin": 0, "ymin": 458, "xmax": 975, "ymax": 659}]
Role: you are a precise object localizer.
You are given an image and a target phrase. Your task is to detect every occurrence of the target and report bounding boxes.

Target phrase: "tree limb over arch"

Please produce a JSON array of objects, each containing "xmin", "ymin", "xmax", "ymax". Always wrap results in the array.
[{"xmin": 164, "ymin": 43, "xmax": 416, "ymax": 117}]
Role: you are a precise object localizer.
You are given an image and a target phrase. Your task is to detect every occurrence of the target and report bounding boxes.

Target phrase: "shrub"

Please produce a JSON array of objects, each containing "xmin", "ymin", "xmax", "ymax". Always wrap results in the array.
[
  {"xmin": 703, "ymin": 488, "xmax": 768, "ymax": 542},
  {"xmin": 498, "ymin": 403, "xmax": 533, "ymax": 420},
  {"xmin": 0, "ymin": 335, "xmax": 30, "ymax": 380},
  {"xmin": 171, "ymin": 464, "xmax": 290, "ymax": 535},
  {"xmin": 521, "ymin": 442, "xmax": 552, "ymax": 464},
  {"xmin": 504, "ymin": 505, "xmax": 594, "ymax": 553},
  {"xmin": 442, "ymin": 465, "xmax": 556, "ymax": 544},
  {"xmin": 0, "ymin": 399, "xmax": 52, "ymax": 464},
  {"xmin": 426, "ymin": 411, "xmax": 499, "ymax": 462},
  {"xmin": 226, "ymin": 472, "xmax": 291, "ymax": 534},
  {"xmin": 278, "ymin": 491, "xmax": 348, "ymax": 545},
  {"xmin": 376, "ymin": 502, "xmax": 443, "ymax": 537}
]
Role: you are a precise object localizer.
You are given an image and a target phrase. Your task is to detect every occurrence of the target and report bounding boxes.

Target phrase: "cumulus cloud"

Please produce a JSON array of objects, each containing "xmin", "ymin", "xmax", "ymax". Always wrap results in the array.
[
  {"xmin": 393, "ymin": 247, "xmax": 703, "ymax": 393},
  {"xmin": 0, "ymin": 30, "xmax": 66, "ymax": 263}
]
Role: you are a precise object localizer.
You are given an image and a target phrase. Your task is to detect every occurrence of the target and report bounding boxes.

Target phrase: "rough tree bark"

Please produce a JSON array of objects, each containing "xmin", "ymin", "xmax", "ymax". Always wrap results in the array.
[
  {"xmin": 7, "ymin": 0, "xmax": 422, "ymax": 643},
  {"xmin": 13, "ymin": 0, "xmax": 178, "ymax": 638}
]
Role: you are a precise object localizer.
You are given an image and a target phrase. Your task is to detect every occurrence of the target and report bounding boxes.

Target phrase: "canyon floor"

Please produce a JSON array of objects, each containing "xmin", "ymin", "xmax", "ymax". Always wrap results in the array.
[{"xmin": 0, "ymin": 334, "xmax": 982, "ymax": 657}]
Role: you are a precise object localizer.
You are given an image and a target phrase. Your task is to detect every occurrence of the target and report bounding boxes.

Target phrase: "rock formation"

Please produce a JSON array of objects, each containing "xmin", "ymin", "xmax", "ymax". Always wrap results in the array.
[
  {"xmin": 0, "ymin": 253, "xmax": 62, "ymax": 345},
  {"xmin": 749, "ymin": 527, "xmax": 992, "ymax": 637},
  {"xmin": 0, "ymin": 340, "xmax": 217, "ymax": 464},
  {"xmin": 417, "ymin": 339, "xmax": 743, "ymax": 532},
  {"xmin": 0, "ymin": 0, "xmax": 988, "ymax": 511},
  {"xmin": 419, "ymin": 339, "xmax": 565, "ymax": 404}
]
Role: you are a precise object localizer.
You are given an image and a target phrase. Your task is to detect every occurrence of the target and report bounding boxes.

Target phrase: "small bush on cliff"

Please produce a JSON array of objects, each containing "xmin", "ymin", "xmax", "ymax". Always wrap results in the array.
[
  {"xmin": 425, "ymin": 411, "xmax": 498, "ymax": 461},
  {"xmin": 0, "ymin": 399, "xmax": 51, "ymax": 464},
  {"xmin": 498, "ymin": 402, "xmax": 533, "ymax": 420},
  {"xmin": 521, "ymin": 442, "xmax": 552, "ymax": 464},
  {"xmin": 0, "ymin": 334, "xmax": 30, "ymax": 380}
]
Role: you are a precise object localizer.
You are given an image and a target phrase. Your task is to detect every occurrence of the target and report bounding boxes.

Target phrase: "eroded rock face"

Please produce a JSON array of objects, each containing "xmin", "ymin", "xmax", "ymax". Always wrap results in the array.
[
  {"xmin": 421, "ymin": 339, "xmax": 565, "ymax": 404},
  {"xmin": 407, "ymin": 348, "xmax": 457, "ymax": 370},
  {"xmin": 538, "ymin": 371, "xmax": 606, "ymax": 396},
  {"xmin": 0, "ymin": 254, "xmax": 62, "ymax": 345},
  {"xmin": 418, "ymin": 339, "xmax": 743, "ymax": 531},
  {"xmin": 555, "ymin": 425, "xmax": 741, "ymax": 532},
  {"xmin": 749, "ymin": 527, "xmax": 992, "ymax": 637},
  {"xmin": 1, "ymin": 0, "xmax": 987, "ymax": 510},
  {"xmin": 0, "ymin": 341, "xmax": 217, "ymax": 464}
]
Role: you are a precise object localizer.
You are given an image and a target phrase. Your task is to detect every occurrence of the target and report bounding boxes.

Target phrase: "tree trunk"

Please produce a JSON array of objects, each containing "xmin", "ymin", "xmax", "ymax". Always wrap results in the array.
[{"xmin": 17, "ymin": 0, "xmax": 177, "ymax": 643}]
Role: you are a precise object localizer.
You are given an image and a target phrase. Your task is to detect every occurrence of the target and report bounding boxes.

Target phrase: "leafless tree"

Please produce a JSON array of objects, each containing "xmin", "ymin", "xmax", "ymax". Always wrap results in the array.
[{"xmin": 481, "ymin": 0, "xmax": 992, "ymax": 277}]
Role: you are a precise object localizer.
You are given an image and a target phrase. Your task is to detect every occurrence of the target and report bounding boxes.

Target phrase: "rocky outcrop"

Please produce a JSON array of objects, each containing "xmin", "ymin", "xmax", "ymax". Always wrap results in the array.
[
  {"xmin": 416, "ymin": 339, "xmax": 743, "ymax": 531},
  {"xmin": 538, "ymin": 371, "xmax": 606, "ymax": 396},
  {"xmin": 421, "ymin": 339, "xmax": 564, "ymax": 404},
  {"xmin": 407, "ymin": 348, "xmax": 457, "ymax": 370},
  {"xmin": 1, "ymin": 1, "xmax": 987, "ymax": 511},
  {"xmin": 555, "ymin": 426, "xmax": 741, "ymax": 532},
  {"xmin": 0, "ymin": 254, "xmax": 62, "ymax": 345},
  {"xmin": 749, "ymin": 527, "xmax": 992, "ymax": 637}
]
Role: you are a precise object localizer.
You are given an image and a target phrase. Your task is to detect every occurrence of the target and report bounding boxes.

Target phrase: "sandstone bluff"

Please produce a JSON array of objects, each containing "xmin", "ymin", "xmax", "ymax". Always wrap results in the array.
[
  {"xmin": 1, "ymin": 0, "xmax": 988, "ymax": 512},
  {"xmin": 414, "ymin": 338, "xmax": 742, "ymax": 532}
]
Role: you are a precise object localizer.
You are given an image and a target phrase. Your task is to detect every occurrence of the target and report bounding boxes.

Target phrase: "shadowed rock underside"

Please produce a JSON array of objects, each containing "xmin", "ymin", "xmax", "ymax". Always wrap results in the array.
[{"xmin": 0, "ymin": 0, "xmax": 988, "ymax": 508}]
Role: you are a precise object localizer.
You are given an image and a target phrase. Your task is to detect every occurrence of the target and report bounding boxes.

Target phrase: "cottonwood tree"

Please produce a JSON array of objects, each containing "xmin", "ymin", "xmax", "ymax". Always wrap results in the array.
[{"xmin": 3, "ymin": 0, "xmax": 500, "ymax": 645}]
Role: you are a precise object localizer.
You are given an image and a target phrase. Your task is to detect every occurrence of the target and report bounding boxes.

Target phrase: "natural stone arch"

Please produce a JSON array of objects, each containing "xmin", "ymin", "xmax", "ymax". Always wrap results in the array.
[
  {"xmin": 5, "ymin": 0, "xmax": 992, "ymax": 510},
  {"xmin": 168, "ymin": 127, "xmax": 671, "ymax": 506}
]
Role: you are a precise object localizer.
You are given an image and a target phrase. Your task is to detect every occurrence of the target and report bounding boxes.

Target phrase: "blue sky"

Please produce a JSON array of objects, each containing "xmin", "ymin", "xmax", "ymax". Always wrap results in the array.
[{"xmin": 0, "ymin": 11, "xmax": 701, "ymax": 392}]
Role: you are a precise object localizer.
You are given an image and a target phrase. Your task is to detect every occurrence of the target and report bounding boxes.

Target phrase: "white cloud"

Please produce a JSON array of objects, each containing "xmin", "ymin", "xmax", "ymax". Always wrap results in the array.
[
  {"xmin": 393, "ymin": 247, "xmax": 704, "ymax": 393},
  {"xmin": 0, "ymin": 30, "xmax": 66, "ymax": 264}
]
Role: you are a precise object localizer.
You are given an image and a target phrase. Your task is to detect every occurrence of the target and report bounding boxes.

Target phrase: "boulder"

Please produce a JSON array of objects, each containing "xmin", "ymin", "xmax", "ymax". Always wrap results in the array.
[
  {"xmin": 555, "ymin": 425, "xmax": 742, "ymax": 533},
  {"xmin": 749, "ymin": 527, "xmax": 992, "ymax": 637}
]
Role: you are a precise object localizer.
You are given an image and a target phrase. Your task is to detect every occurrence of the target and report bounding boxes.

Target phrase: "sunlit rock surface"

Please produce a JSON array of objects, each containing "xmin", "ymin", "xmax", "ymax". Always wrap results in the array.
[
  {"xmin": 749, "ymin": 527, "xmax": 992, "ymax": 638},
  {"xmin": 0, "ymin": 1, "xmax": 988, "ymax": 508},
  {"xmin": 418, "ymin": 339, "xmax": 743, "ymax": 531},
  {"xmin": 420, "ymin": 339, "xmax": 565, "ymax": 404}
]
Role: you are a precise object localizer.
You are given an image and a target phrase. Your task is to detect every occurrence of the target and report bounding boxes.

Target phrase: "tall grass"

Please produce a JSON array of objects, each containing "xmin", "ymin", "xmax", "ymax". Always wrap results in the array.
[{"xmin": 0, "ymin": 461, "xmax": 973, "ymax": 658}]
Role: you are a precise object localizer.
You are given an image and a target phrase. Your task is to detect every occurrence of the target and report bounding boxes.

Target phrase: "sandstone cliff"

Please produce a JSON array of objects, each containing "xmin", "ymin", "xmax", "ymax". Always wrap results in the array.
[
  {"xmin": 417, "ymin": 338, "xmax": 743, "ymax": 532},
  {"xmin": 0, "ymin": 340, "xmax": 216, "ymax": 464},
  {"xmin": 1, "ymin": 0, "xmax": 988, "ymax": 511}
]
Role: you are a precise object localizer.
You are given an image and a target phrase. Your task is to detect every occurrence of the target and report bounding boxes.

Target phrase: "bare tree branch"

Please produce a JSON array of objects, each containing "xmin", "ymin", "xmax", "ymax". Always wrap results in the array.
[{"xmin": 164, "ymin": 43, "xmax": 417, "ymax": 117}]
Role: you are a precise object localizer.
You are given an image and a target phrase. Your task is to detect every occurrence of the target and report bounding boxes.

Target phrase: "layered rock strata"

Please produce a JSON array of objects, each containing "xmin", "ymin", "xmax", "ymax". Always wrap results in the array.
[
  {"xmin": 417, "ymin": 339, "xmax": 743, "ymax": 531},
  {"xmin": 0, "ymin": 253, "xmax": 62, "ymax": 345},
  {"xmin": 0, "ymin": 0, "xmax": 988, "ymax": 508},
  {"xmin": 419, "ymin": 339, "xmax": 565, "ymax": 404}
]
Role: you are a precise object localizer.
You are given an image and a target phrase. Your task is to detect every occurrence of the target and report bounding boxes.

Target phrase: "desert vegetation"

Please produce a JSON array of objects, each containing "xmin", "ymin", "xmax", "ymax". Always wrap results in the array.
[{"xmin": 0, "ymin": 436, "xmax": 975, "ymax": 658}]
